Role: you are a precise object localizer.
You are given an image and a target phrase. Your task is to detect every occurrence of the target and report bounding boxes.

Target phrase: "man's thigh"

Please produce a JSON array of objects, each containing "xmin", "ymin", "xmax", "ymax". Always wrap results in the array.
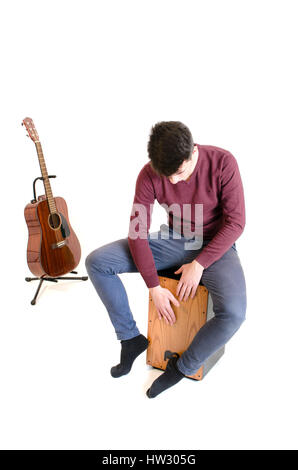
[
  {"xmin": 85, "ymin": 237, "xmax": 139, "ymax": 274},
  {"xmin": 200, "ymin": 246, "xmax": 247, "ymax": 312},
  {"xmin": 86, "ymin": 228, "xmax": 188, "ymax": 275},
  {"xmin": 148, "ymin": 229, "xmax": 190, "ymax": 271}
]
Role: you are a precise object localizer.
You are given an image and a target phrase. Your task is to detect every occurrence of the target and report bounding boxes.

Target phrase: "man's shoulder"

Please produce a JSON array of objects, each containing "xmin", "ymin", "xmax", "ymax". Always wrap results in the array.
[
  {"xmin": 138, "ymin": 161, "xmax": 159, "ymax": 181},
  {"xmin": 133, "ymin": 161, "xmax": 160, "ymax": 197},
  {"xmin": 199, "ymin": 143, "xmax": 233, "ymax": 157},
  {"xmin": 199, "ymin": 144, "xmax": 237, "ymax": 167}
]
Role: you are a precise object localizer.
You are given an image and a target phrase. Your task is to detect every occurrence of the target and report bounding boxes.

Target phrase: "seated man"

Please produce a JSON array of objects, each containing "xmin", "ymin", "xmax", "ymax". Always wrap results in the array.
[{"xmin": 85, "ymin": 121, "xmax": 247, "ymax": 398}]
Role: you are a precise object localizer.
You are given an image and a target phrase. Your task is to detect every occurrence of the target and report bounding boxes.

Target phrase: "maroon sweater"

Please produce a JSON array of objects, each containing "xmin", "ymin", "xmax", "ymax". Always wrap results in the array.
[{"xmin": 128, "ymin": 143, "xmax": 245, "ymax": 288}]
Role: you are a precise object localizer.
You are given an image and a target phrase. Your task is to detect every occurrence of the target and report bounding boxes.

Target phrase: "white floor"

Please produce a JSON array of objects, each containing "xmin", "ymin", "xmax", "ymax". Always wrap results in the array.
[
  {"xmin": 1, "ymin": 0, "xmax": 297, "ymax": 450},
  {"xmin": 1, "ymin": 263, "xmax": 297, "ymax": 450}
]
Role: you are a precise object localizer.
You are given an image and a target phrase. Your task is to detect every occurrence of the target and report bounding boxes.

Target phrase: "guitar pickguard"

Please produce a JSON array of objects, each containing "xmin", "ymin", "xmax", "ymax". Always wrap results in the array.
[{"xmin": 59, "ymin": 212, "xmax": 70, "ymax": 238}]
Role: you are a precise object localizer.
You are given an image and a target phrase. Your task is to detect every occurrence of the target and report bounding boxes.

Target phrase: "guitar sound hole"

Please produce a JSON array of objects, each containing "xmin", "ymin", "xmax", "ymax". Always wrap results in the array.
[{"xmin": 48, "ymin": 212, "xmax": 61, "ymax": 229}]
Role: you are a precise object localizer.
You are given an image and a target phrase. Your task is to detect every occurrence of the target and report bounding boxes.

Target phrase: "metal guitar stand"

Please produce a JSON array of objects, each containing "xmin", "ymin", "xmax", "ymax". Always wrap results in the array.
[
  {"xmin": 25, "ymin": 272, "xmax": 88, "ymax": 305},
  {"xmin": 25, "ymin": 175, "xmax": 88, "ymax": 305}
]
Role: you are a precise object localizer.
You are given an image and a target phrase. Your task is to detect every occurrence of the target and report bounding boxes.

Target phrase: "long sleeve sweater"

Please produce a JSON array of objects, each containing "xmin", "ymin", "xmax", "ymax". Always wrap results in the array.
[{"xmin": 128, "ymin": 143, "xmax": 245, "ymax": 288}]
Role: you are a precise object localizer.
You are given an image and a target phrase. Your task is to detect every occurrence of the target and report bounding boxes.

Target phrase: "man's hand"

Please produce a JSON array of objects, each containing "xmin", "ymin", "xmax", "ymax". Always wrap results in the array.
[
  {"xmin": 149, "ymin": 285, "xmax": 180, "ymax": 325},
  {"xmin": 174, "ymin": 260, "xmax": 204, "ymax": 302}
]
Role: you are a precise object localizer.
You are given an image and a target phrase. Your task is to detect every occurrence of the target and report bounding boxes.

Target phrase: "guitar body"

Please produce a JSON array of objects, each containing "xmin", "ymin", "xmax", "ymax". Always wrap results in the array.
[{"xmin": 24, "ymin": 195, "xmax": 81, "ymax": 277}]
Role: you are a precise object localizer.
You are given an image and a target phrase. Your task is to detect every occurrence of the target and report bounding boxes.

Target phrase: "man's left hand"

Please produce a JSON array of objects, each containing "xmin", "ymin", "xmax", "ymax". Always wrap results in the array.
[{"xmin": 174, "ymin": 260, "xmax": 204, "ymax": 302}]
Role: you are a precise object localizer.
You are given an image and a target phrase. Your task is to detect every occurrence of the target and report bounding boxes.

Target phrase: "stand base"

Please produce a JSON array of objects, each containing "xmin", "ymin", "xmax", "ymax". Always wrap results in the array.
[{"xmin": 25, "ymin": 270, "xmax": 88, "ymax": 305}]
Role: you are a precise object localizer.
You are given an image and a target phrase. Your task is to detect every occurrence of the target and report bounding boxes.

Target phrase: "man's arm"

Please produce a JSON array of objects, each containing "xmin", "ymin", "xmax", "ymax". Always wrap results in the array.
[
  {"xmin": 195, "ymin": 151, "xmax": 245, "ymax": 268},
  {"xmin": 128, "ymin": 165, "xmax": 160, "ymax": 288}
]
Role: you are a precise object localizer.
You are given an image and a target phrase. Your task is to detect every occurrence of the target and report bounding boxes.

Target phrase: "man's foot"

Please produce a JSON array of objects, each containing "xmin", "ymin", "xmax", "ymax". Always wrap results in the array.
[
  {"xmin": 110, "ymin": 334, "xmax": 149, "ymax": 378},
  {"xmin": 146, "ymin": 352, "xmax": 185, "ymax": 398}
]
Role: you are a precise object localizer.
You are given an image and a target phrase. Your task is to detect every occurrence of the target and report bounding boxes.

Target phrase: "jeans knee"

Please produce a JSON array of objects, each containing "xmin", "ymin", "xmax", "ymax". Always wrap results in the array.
[
  {"xmin": 228, "ymin": 299, "xmax": 246, "ymax": 331},
  {"xmin": 218, "ymin": 296, "xmax": 246, "ymax": 333},
  {"xmin": 85, "ymin": 251, "xmax": 98, "ymax": 274},
  {"xmin": 232, "ymin": 311, "xmax": 246, "ymax": 331},
  {"xmin": 85, "ymin": 249, "xmax": 115, "ymax": 275}
]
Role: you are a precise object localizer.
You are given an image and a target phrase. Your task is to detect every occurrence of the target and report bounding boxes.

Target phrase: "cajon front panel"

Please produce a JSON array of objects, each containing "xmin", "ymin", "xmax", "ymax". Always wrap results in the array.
[{"xmin": 147, "ymin": 276, "xmax": 209, "ymax": 380}]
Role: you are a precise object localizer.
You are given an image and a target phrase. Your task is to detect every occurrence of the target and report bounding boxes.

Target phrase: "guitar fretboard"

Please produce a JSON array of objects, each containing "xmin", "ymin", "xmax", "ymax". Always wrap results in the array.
[{"xmin": 35, "ymin": 141, "xmax": 57, "ymax": 214}]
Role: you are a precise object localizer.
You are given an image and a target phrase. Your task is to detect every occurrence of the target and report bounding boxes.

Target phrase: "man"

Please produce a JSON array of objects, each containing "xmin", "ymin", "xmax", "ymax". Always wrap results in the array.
[{"xmin": 85, "ymin": 121, "xmax": 247, "ymax": 398}]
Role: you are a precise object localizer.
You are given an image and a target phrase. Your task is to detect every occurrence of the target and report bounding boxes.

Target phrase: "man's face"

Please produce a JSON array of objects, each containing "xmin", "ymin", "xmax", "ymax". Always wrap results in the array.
[{"xmin": 167, "ymin": 147, "xmax": 197, "ymax": 184}]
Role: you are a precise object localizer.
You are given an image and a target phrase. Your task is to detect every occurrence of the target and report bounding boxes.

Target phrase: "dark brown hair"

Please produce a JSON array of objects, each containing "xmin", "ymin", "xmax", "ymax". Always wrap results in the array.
[{"xmin": 147, "ymin": 121, "xmax": 194, "ymax": 177}]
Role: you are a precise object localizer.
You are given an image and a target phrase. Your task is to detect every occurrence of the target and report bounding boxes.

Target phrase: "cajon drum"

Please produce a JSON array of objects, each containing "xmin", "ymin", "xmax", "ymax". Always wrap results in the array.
[{"xmin": 146, "ymin": 267, "xmax": 225, "ymax": 380}]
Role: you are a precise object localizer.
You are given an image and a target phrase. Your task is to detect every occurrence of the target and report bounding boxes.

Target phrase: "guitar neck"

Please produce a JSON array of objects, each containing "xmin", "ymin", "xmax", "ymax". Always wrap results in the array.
[{"xmin": 35, "ymin": 141, "xmax": 57, "ymax": 213}]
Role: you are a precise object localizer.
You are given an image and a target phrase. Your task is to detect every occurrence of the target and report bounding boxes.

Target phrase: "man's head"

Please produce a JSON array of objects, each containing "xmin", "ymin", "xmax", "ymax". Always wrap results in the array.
[{"xmin": 147, "ymin": 121, "xmax": 194, "ymax": 178}]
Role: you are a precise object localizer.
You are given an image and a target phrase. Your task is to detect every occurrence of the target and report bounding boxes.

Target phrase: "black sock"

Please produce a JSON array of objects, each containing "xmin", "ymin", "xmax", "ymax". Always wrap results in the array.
[
  {"xmin": 110, "ymin": 334, "xmax": 149, "ymax": 378},
  {"xmin": 146, "ymin": 353, "xmax": 185, "ymax": 398}
]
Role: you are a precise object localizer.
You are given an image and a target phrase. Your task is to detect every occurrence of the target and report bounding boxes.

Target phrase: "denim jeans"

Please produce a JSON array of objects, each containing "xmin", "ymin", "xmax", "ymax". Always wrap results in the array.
[{"xmin": 85, "ymin": 225, "xmax": 247, "ymax": 376}]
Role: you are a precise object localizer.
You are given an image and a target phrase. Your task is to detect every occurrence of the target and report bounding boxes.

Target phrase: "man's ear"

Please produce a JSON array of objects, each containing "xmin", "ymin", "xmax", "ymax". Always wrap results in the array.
[{"xmin": 192, "ymin": 146, "xmax": 199, "ymax": 159}]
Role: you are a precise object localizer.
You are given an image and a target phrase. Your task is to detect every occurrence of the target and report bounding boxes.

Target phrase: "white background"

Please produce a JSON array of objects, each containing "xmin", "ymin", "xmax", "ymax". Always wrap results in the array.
[{"xmin": 0, "ymin": 0, "xmax": 297, "ymax": 450}]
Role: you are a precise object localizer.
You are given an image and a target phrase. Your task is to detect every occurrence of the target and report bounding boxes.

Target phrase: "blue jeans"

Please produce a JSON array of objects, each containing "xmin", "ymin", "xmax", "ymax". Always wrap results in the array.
[{"xmin": 85, "ymin": 225, "xmax": 247, "ymax": 376}]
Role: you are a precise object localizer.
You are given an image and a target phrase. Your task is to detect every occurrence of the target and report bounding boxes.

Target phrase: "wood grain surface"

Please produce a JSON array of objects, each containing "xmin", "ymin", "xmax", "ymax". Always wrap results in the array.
[{"xmin": 147, "ymin": 276, "xmax": 209, "ymax": 380}]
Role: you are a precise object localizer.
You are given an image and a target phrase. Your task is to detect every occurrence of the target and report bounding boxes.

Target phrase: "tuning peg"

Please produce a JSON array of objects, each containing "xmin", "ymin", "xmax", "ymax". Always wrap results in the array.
[
  {"xmin": 26, "ymin": 134, "xmax": 29, "ymax": 138},
  {"xmin": 21, "ymin": 122, "xmax": 23, "ymax": 126}
]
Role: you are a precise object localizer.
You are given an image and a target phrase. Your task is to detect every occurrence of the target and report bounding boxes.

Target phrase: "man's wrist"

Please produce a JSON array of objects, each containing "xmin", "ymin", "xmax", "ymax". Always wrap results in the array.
[
  {"xmin": 149, "ymin": 285, "xmax": 161, "ymax": 292},
  {"xmin": 193, "ymin": 259, "xmax": 205, "ymax": 270}
]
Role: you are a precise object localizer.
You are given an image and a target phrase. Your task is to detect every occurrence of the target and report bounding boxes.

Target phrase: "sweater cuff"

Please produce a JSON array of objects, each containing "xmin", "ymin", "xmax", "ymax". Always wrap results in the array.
[
  {"xmin": 143, "ymin": 271, "xmax": 160, "ymax": 289},
  {"xmin": 195, "ymin": 251, "xmax": 212, "ymax": 269}
]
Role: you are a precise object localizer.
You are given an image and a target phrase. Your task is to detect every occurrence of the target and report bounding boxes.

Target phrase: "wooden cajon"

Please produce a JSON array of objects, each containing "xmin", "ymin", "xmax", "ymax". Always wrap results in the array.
[{"xmin": 146, "ymin": 267, "xmax": 225, "ymax": 380}]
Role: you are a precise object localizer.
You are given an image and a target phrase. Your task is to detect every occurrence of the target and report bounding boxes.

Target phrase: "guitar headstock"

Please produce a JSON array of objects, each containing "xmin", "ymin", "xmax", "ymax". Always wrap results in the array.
[{"xmin": 22, "ymin": 117, "xmax": 39, "ymax": 143}]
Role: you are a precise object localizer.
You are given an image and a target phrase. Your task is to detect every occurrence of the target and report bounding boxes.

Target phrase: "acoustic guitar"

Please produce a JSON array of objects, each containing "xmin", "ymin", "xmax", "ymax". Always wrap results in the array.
[{"xmin": 23, "ymin": 117, "xmax": 81, "ymax": 278}]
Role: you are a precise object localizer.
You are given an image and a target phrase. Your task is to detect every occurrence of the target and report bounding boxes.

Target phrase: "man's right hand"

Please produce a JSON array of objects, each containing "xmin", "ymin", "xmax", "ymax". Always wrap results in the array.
[{"xmin": 149, "ymin": 285, "xmax": 180, "ymax": 325}]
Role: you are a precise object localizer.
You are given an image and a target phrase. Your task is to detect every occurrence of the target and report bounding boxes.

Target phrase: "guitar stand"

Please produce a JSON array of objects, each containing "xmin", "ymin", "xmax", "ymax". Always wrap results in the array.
[
  {"xmin": 25, "ymin": 271, "xmax": 88, "ymax": 305},
  {"xmin": 25, "ymin": 175, "xmax": 88, "ymax": 305},
  {"xmin": 31, "ymin": 174, "xmax": 56, "ymax": 203}
]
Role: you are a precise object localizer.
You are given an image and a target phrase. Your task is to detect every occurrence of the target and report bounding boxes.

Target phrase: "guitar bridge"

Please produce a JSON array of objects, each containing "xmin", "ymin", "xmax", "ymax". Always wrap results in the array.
[{"xmin": 52, "ymin": 240, "xmax": 67, "ymax": 249}]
